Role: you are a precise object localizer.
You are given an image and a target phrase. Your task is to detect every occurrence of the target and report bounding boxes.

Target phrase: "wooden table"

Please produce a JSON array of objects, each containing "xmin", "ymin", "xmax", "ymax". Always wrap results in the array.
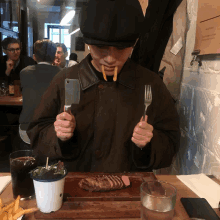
[
  {"xmin": 0, "ymin": 96, "xmax": 23, "ymax": 106},
  {"xmin": 0, "ymin": 172, "xmax": 220, "ymax": 220}
]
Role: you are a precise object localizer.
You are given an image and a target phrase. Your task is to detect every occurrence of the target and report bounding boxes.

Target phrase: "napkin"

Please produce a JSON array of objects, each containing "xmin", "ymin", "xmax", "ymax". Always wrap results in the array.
[
  {"xmin": 177, "ymin": 173, "xmax": 220, "ymax": 208},
  {"xmin": 0, "ymin": 176, "xmax": 11, "ymax": 194}
]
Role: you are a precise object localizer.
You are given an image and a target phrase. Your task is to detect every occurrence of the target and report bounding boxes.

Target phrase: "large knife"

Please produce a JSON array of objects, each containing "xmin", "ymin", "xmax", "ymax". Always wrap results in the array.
[{"xmin": 64, "ymin": 79, "xmax": 80, "ymax": 112}]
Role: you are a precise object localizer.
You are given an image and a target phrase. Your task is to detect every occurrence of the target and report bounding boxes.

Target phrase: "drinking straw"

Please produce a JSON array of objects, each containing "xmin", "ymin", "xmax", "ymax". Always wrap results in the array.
[{"xmin": 46, "ymin": 157, "xmax": 49, "ymax": 169}]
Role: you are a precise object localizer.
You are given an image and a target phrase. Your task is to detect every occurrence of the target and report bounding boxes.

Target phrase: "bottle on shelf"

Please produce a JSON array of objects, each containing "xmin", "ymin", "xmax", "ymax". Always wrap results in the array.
[{"xmin": 9, "ymin": 80, "xmax": 14, "ymax": 96}]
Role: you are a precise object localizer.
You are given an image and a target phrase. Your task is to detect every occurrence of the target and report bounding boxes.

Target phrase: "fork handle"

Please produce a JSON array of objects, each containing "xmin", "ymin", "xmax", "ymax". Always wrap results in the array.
[{"xmin": 143, "ymin": 105, "xmax": 147, "ymax": 121}]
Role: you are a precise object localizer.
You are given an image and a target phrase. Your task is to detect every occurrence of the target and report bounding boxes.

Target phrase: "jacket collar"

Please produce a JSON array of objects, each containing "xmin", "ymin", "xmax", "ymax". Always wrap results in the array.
[{"xmin": 78, "ymin": 54, "xmax": 136, "ymax": 90}]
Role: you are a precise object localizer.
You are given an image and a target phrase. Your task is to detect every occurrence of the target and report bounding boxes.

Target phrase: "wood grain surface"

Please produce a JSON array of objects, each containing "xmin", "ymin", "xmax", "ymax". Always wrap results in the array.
[
  {"xmin": 1, "ymin": 172, "xmax": 220, "ymax": 219},
  {"xmin": 63, "ymin": 172, "xmax": 155, "ymax": 202},
  {"xmin": 0, "ymin": 96, "xmax": 22, "ymax": 106}
]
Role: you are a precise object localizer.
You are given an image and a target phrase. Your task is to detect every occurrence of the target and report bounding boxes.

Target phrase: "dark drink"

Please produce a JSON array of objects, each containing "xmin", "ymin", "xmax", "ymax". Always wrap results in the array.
[
  {"xmin": 10, "ymin": 156, "xmax": 37, "ymax": 199},
  {"xmin": 9, "ymin": 80, "xmax": 14, "ymax": 96}
]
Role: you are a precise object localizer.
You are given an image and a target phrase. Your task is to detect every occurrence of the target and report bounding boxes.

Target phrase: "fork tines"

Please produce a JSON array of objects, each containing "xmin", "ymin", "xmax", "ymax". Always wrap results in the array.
[
  {"xmin": 146, "ymin": 85, "xmax": 151, "ymax": 99},
  {"xmin": 143, "ymin": 85, "xmax": 152, "ymax": 121}
]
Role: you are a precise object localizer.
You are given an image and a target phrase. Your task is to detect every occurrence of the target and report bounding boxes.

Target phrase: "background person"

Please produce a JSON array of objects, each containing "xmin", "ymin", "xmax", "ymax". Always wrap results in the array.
[
  {"xmin": 0, "ymin": 37, "xmax": 36, "ymax": 84},
  {"xmin": 27, "ymin": 0, "xmax": 180, "ymax": 172},
  {"xmin": 68, "ymin": 52, "xmax": 79, "ymax": 67},
  {"xmin": 16, "ymin": 39, "xmax": 60, "ymax": 151},
  {"xmin": 0, "ymin": 37, "xmax": 36, "ymax": 153},
  {"xmin": 53, "ymin": 43, "xmax": 68, "ymax": 69}
]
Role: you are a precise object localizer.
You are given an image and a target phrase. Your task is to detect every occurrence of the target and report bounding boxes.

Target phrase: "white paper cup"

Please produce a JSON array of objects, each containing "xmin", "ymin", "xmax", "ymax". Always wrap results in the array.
[{"xmin": 31, "ymin": 167, "xmax": 67, "ymax": 213}]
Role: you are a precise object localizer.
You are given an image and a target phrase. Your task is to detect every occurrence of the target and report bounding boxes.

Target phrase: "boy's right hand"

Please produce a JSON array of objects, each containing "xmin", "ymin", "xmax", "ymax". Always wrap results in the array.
[
  {"xmin": 54, "ymin": 108, "xmax": 76, "ymax": 141},
  {"xmin": 6, "ymin": 59, "xmax": 14, "ymax": 75}
]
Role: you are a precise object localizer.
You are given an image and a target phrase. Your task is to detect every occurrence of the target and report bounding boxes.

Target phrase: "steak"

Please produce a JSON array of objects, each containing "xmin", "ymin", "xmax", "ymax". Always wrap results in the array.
[{"xmin": 78, "ymin": 175, "xmax": 130, "ymax": 192}]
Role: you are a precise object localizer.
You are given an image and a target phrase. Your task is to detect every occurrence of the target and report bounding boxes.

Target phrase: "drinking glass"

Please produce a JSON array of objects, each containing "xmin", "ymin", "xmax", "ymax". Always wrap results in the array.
[
  {"xmin": 10, "ymin": 150, "xmax": 38, "ymax": 200},
  {"xmin": 140, "ymin": 181, "xmax": 177, "ymax": 220},
  {"xmin": 14, "ymin": 80, "xmax": 21, "ymax": 97},
  {"xmin": 0, "ymin": 81, "xmax": 9, "ymax": 96}
]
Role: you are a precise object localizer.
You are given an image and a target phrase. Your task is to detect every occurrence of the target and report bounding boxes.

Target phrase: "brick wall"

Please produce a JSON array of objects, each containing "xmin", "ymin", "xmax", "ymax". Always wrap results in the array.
[{"xmin": 171, "ymin": 0, "xmax": 220, "ymax": 177}]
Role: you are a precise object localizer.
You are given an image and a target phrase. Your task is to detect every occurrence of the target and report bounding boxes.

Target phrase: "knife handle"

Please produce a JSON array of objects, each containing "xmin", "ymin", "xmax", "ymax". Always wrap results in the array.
[{"xmin": 64, "ymin": 105, "xmax": 71, "ymax": 112}]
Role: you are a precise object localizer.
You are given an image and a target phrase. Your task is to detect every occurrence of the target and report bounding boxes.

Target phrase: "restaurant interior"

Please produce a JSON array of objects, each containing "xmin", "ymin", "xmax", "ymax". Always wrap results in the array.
[
  {"xmin": 0, "ymin": 0, "xmax": 220, "ymax": 177},
  {"xmin": 1, "ymin": 0, "xmax": 220, "ymax": 219},
  {"xmin": 0, "ymin": 0, "xmax": 91, "ymax": 172}
]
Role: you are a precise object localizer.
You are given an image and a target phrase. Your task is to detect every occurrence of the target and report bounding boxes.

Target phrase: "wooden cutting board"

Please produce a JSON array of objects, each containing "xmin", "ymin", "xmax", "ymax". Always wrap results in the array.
[
  {"xmin": 64, "ymin": 176, "xmax": 141, "ymax": 201},
  {"xmin": 34, "ymin": 172, "xmax": 156, "ymax": 219}
]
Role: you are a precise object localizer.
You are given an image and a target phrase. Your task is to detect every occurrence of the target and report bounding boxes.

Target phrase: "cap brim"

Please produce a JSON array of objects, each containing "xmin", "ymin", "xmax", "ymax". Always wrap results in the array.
[{"xmin": 83, "ymin": 36, "xmax": 135, "ymax": 48}]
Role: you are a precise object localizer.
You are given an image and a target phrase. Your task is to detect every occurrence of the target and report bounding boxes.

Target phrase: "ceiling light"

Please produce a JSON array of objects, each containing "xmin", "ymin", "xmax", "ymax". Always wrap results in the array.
[
  {"xmin": 69, "ymin": 28, "xmax": 80, "ymax": 36},
  {"xmin": 60, "ymin": 10, "xmax": 75, "ymax": 25}
]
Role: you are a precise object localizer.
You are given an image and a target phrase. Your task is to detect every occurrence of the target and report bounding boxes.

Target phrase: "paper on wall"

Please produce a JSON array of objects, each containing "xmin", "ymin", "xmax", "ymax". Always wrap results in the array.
[{"xmin": 170, "ymin": 37, "xmax": 183, "ymax": 55}]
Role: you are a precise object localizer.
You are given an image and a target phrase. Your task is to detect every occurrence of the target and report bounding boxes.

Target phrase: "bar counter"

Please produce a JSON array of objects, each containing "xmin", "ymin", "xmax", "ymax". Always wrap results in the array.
[
  {"xmin": 0, "ymin": 172, "xmax": 220, "ymax": 220},
  {"xmin": 0, "ymin": 96, "xmax": 23, "ymax": 106}
]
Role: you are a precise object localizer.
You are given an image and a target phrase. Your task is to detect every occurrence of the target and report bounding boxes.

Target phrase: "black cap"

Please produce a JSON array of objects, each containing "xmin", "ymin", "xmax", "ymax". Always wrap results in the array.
[{"xmin": 79, "ymin": 0, "xmax": 144, "ymax": 47}]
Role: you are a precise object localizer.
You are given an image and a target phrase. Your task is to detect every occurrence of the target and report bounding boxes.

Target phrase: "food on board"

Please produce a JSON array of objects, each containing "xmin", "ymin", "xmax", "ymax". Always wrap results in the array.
[{"xmin": 79, "ymin": 175, "xmax": 130, "ymax": 192}]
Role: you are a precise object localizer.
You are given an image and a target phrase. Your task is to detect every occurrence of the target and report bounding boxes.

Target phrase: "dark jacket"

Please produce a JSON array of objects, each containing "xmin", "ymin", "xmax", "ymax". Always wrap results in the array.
[
  {"xmin": 19, "ymin": 64, "xmax": 61, "ymax": 130},
  {"xmin": 131, "ymin": 0, "xmax": 183, "ymax": 75},
  {"xmin": 0, "ymin": 55, "xmax": 36, "ymax": 83},
  {"xmin": 27, "ymin": 54, "xmax": 180, "ymax": 172}
]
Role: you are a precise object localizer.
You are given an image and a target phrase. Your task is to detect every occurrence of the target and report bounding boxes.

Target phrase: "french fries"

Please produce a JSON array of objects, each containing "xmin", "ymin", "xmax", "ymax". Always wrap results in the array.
[
  {"xmin": 113, "ymin": 66, "xmax": 118, "ymax": 82},
  {"xmin": 0, "ymin": 197, "xmax": 2, "ymax": 209},
  {"xmin": 0, "ymin": 196, "xmax": 38, "ymax": 220},
  {"xmin": 13, "ymin": 207, "xmax": 38, "ymax": 219},
  {"xmin": 101, "ymin": 65, "xmax": 107, "ymax": 81},
  {"xmin": 13, "ymin": 196, "xmax": 20, "ymax": 213},
  {"xmin": 101, "ymin": 65, "xmax": 118, "ymax": 82}
]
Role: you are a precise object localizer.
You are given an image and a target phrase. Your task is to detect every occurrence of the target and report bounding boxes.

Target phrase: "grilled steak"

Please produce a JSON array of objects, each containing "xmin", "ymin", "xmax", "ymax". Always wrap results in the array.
[{"xmin": 78, "ymin": 175, "xmax": 130, "ymax": 192}]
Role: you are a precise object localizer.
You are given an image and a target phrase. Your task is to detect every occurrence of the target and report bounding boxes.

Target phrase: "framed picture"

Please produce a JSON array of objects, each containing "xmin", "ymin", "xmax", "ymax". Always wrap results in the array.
[{"xmin": 75, "ymin": 37, "xmax": 85, "ymax": 51}]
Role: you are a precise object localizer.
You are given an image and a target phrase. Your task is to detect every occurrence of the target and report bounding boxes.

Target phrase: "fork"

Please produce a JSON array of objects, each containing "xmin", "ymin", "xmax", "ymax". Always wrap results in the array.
[{"xmin": 143, "ymin": 85, "xmax": 152, "ymax": 121}]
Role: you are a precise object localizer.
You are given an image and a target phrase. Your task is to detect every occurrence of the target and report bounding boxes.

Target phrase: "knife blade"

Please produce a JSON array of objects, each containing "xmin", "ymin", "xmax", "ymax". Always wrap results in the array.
[{"xmin": 65, "ymin": 79, "xmax": 80, "ymax": 112}]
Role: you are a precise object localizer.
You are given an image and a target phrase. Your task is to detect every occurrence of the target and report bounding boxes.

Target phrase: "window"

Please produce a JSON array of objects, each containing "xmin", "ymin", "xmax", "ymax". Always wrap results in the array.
[{"xmin": 45, "ymin": 23, "xmax": 71, "ymax": 59}]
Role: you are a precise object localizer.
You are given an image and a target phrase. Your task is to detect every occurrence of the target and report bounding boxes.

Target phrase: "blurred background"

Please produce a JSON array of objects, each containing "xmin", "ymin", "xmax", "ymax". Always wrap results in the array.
[{"xmin": 0, "ymin": 0, "xmax": 91, "ymax": 62}]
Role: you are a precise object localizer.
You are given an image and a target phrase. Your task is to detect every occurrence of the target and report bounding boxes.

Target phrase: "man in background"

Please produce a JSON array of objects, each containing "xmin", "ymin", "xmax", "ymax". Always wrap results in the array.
[
  {"xmin": 54, "ymin": 43, "xmax": 68, "ymax": 69},
  {"xmin": 68, "ymin": 52, "xmax": 79, "ymax": 67},
  {"xmin": 17, "ymin": 39, "xmax": 60, "ymax": 151},
  {"xmin": 0, "ymin": 37, "xmax": 36, "ymax": 83}
]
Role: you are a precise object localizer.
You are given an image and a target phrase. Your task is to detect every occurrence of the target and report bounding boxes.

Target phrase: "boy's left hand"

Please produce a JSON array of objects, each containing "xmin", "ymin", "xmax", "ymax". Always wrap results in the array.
[{"xmin": 131, "ymin": 115, "xmax": 153, "ymax": 149}]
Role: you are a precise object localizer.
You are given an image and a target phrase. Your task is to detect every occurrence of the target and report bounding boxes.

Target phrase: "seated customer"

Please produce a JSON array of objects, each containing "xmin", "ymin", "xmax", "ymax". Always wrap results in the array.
[
  {"xmin": 68, "ymin": 53, "xmax": 79, "ymax": 67},
  {"xmin": 53, "ymin": 43, "xmax": 68, "ymax": 69},
  {"xmin": 0, "ymin": 37, "xmax": 36, "ymax": 84},
  {"xmin": 0, "ymin": 38, "xmax": 36, "ymax": 151},
  {"xmin": 18, "ymin": 39, "xmax": 60, "ymax": 150},
  {"xmin": 27, "ymin": 0, "xmax": 180, "ymax": 172}
]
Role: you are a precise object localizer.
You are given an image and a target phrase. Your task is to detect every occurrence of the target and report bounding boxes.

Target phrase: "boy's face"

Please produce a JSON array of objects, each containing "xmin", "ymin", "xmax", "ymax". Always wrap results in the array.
[{"xmin": 89, "ymin": 45, "xmax": 133, "ymax": 76}]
